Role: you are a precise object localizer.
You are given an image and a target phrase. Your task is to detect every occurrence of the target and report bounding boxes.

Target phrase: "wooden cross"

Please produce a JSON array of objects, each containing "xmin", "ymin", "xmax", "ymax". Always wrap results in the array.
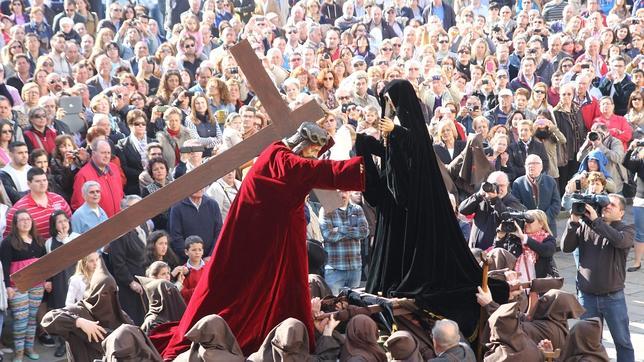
[{"xmin": 11, "ymin": 40, "xmax": 325, "ymax": 290}]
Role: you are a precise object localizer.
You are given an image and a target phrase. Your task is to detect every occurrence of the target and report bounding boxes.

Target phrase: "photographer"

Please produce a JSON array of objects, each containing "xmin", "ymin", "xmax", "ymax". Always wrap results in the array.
[
  {"xmin": 562, "ymin": 171, "xmax": 610, "ymax": 212},
  {"xmin": 623, "ymin": 139, "xmax": 644, "ymax": 272},
  {"xmin": 493, "ymin": 209, "xmax": 558, "ymax": 280},
  {"xmin": 455, "ymin": 96, "xmax": 483, "ymax": 134},
  {"xmin": 459, "ymin": 171, "xmax": 525, "ymax": 249},
  {"xmin": 561, "ymin": 194, "xmax": 635, "ymax": 362},
  {"xmin": 507, "ymin": 119, "xmax": 550, "ymax": 181},
  {"xmin": 577, "ymin": 123, "xmax": 627, "ymax": 193}
]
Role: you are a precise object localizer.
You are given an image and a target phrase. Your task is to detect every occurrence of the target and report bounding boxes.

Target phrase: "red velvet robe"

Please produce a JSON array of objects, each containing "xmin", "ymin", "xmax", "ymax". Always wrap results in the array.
[{"xmin": 153, "ymin": 141, "xmax": 364, "ymax": 359}]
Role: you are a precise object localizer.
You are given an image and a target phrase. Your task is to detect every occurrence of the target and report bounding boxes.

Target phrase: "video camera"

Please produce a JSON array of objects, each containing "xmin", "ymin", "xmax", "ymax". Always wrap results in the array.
[
  {"xmin": 499, "ymin": 210, "xmax": 534, "ymax": 233},
  {"xmin": 481, "ymin": 181, "xmax": 498, "ymax": 194},
  {"xmin": 570, "ymin": 193, "xmax": 610, "ymax": 216}
]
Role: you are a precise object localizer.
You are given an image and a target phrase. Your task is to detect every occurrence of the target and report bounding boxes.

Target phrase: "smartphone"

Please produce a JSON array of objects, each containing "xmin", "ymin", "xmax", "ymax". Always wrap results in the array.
[
  {"xmin": 575, "ymin": 179, "xmax": 582, "ymax": 191},
  {"xmin": 581, "ymin": 64, "xmax": 590, "ymax": 70}
]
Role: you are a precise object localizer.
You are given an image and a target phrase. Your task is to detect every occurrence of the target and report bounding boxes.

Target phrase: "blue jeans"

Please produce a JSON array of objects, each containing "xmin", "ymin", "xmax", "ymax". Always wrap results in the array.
[
  {"xmin": 578, "ymin": 290, "xmax": 634, "ymax": 362},
  {"xmin": 325, "ymin": 267, "xmax": 362, "ymax": 296},
  {"xmin": 634, "ymin": 206, "xmax": 644, "ymax": 242}
]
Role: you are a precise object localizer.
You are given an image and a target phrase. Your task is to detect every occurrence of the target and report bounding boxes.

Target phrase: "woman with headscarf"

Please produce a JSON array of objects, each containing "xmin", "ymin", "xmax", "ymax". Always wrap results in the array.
[
  {"xmin": 101, "ymin": 324, "xmax": 163, "ymax": 361},
  {"xmin": 41, "ymin": 257, "xmax": 133, "ymax": 361},
  {"xmin": 174, "ymin": 314, "xmax": 245, "ymax": 362},
  {"xmin": 339, "ymin": 315, "xmax": 386, "ymax": 362},
  {"xmin": 356, "ymin": 79, "xmax": 508, "ymax": 339},
  {"xmin": 559, "ymin": 317, "xmax": 609, "ymax": 362},
  {"xmin": 484, "ymin": 302, "xmax": 543, "ymax": 361},
  {"xmin": 137, "ymin": 277, "xmax": 186, "ymax": 334},
  {"xmin": 384, "ymin": 330, "xmax": 423, "ymax": 362}
]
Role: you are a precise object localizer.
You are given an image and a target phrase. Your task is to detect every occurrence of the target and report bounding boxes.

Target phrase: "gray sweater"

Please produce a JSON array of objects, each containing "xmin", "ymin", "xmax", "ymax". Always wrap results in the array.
[{"xmin": 561, "ymin": 218, "xmax": 634, "ymax": 294}]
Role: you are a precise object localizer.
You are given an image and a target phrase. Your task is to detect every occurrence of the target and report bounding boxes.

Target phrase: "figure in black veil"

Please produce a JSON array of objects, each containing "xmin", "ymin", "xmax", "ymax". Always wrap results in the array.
[{"xmin": 355, "ymin": 80, "xmax": 508, "ymax": 339}]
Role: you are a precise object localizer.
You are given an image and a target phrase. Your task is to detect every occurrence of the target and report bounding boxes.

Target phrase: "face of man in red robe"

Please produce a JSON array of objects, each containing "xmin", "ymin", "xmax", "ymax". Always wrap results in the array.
[{"xmin": 300, "ymin": 144, "xmax": 323, "ymax": 158}]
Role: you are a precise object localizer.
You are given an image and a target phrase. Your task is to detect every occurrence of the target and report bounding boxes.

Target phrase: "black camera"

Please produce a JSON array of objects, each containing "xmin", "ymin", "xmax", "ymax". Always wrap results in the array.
[
  {"xmin": 184, "ymin": 91, "xmax": 194, "ymax": 97},
  {"xmin": 570, "ymin": 193, "xmax": 610, "ymax": 216},
  {"xmin": 482, "ymin": 181, "xmax": 498, "ymax": 193},
  {"xmin": 588, "ymin": 131, "xmax": 600, "ymax": 141},
  {"xmin": 499, "ymin": 210, "xmax": 534, "ymax": 233},
  {"xmin": 228, "ymin": 66, "xmax": 239, "ymax": 75}
]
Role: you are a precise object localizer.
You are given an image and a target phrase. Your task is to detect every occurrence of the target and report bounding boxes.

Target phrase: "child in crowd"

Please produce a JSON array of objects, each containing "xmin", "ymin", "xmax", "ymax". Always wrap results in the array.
[
  {"xmin": 358, "ymin": 105, "xmax": 380, "ymax": 138},
  {"xmin": 180, "ymin": 236, "xmax": 207, "ymax": 303},
  {"xmin": 146, "ymin": 260, "xmax": 185, "ymax": 290}
]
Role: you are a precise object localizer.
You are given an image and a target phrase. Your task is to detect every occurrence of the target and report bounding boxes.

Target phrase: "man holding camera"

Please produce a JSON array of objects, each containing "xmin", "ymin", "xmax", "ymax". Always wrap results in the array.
[
  {"xmin": 459, "ymin": 171, "xmax": 525, "ymax": 249},
  {"xmin": 507, "ymin": 120, "xmax": 550, "ymax": 181},
  {"xmin": 592, "ymin": 96, "xmax": 633, "ymax": 150},
  {"xmin": 561, "ymin": 194, "xmax": 635, "ymax": 362},
  {"xmin": 456, "ymin": 96, "xmax": 483, "ymax": 134},
  {"xmin": 577, "ymin": 123, "xmax": 627, "ymax": 193}
]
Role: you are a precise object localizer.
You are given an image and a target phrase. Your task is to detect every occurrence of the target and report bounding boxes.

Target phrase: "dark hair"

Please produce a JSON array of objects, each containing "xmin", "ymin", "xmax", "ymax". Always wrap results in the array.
[
  {"xmin": 144, "ymin": 230, "xmax": 180, "ymax": 268},
  {"xmin": 147, "ymin": 157, "xmax": 169, "ymax": 179},
  {"xmin": 184, "ymin": 235, "xmax": 204, "ymax": 250},
  {"xmin": 8, "ymin": 141, "xmax": 27, "ymax": 152},
  {"xmin": 48, "ymin": 210, "xmax": 71, "ymax": 241},
  {"xmin": 26, "ymin": 166, "xmax": 45, "ymax": 182},
  {"xmin": 8, "ymin": 209, "xmax": 43, "ymax": 251},
  {"xmin": 28, "ymin": 149, "xmax": 48, "ymax": 167}
]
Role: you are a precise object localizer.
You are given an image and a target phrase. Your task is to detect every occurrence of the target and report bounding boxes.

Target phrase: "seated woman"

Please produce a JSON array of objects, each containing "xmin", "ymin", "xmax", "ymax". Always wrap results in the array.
[
  {"xmin": 65, "ymin": 252, "xmax": 100, "ymax": 307},
  {"xmin": 339, "ymin": 315, "xmax": 387, "ymax": 362}
]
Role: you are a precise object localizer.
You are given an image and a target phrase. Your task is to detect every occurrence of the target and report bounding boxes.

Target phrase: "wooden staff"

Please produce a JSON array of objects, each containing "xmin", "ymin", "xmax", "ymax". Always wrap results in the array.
[{"xmin": 477, "ymin": 252, "xmax": 490, "ymax": 361}]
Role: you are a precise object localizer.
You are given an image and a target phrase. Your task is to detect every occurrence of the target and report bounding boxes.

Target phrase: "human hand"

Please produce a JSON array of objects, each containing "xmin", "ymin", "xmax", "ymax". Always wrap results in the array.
[
  {"xmin": 323, "ymin": 315, "xmax": 341, "ymax": 336},
  {"xmin": 570, "ymin": 212, "xmax": 581, "ymax": 223},
  {"xmin": 538, "ymin": 339, "xmax": 554, "ymax": 352},
  {"xmin": 585, "ymin": 204, "xmax": 598, "ymax": 221},
  {"xmin": 129, "ymin": 281, "xmax": 143, "ymax": 294},
  {"xmin": 311, "ymin": 297, "xmax": 322, "ymax": 315},
  {"xmin": 379, "ymin": 117, "xmax": 395, "ymax": 133},
  {"xmin": 44, "ymin": 282, "xmax": 52, "ymax": 293},
  {"xmin": 512, "ymin": 222, "xmax": 526, "ymax": 243},
  {"xmin": 500, "ymin": 152, "xmax": 509, "ymax": 166},
  {"xmin": 6, "ymin": 287, "xmax": 15, "ymax": 299},
  {"xmin": 476, "ymin": 286, "xmax": 493, "ymax": 306},
  {"xmin": 77, "ymin": 147, "xmax": 89, "ymax": 162},
  {"xmin": 75, "ymin": 318, "xmax": 106, "ymax": 343},
  {"xmin": 565, "ymin": 180, "xmax": 576, "ymax": 194},
  {"xmin": 55, "ymin": 107, "xmax": 66, "ymax": 120}
]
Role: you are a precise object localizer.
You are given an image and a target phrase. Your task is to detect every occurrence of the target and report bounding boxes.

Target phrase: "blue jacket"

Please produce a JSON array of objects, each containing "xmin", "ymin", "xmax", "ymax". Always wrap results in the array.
[
  {"xmin": 168, "ymin": 196, "xmax": 223, "ymax": 262},
  {"xmin": 511, "ymin": 173, "xmax": 561, "ymax": 235},
  {"xmin": 578, "ymin": 149, "xmax": 611, "ymax": 179}
]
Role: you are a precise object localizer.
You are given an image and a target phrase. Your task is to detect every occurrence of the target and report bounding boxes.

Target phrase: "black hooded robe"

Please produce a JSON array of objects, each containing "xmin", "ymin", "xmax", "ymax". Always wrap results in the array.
[{"xmin": 356, "ymin": 80, "xmax": 508, "ymax": 339}]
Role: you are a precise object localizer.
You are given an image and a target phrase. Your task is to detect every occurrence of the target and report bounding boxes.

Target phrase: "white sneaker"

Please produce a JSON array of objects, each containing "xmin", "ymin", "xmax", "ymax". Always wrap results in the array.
[{"xmin": 1, "ymin": 347, "xmax": 13, "ymax": 354}]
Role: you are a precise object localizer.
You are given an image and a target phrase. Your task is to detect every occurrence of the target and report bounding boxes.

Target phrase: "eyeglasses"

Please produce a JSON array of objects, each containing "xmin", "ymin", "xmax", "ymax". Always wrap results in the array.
[
  {"xmin": 338, "ymin": 95, "xmax": 352, "ymax": 100},
  {"xmin": 533, "ymin": 89, "xmax": 545, "ymax": 94},
  {"xmin": 10, "ymin": 44, "xmax": 22, "ymax": 49},
  {"xmin": 122, "ymin": 82, "xmax": 132, "ymax": 87},
  {"xmin": 32, "ymin": 113, "xmax": 46, "ymax": 118},
  {"xmin": 48, "ymin": 79, "xmax": 61, "ymax": 84},
  {"xmin": 438, "ymin": 40, "xmax": 449, "ymax": 44},
  {"xmin": 381, "ymin": 47, "xmax": 392, "ymax": 51},
  {"xmin": 324, "ymin": 77, "xmax": 334, "ymax": 81},
  {"xmin": 287, "ymin": 30, "xmax": 297, "ymax": 34},
  {"xmin": 457, "ymin": 50, "xmax": 469, "ymax": 54},
  {"xmin": 43, "ymin": 61, "xmax": 53, "ymax": 66},
  {"xmin": 133, "ymin": 122, "xmax": 146, "ymax": 126},
  {"xmin": 184, "ymin": 43, "xmax": 195, "ymax": 48}
]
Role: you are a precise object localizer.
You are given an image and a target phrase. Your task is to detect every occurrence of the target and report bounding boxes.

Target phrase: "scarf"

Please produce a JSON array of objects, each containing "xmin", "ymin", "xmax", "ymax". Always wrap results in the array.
[
  {"xmin": 516, "ymin": 230, "xmax": 549, "ymax": 283},
  {"xmin": 166, "ymin": 127, "xmax": 180, "ymax": 138}
]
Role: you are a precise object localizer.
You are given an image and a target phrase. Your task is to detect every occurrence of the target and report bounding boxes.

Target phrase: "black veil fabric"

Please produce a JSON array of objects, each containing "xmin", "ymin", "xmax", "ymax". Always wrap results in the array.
[{"xmin": 357, "ymin": 80, "xmax": 508, "ymax": 339}]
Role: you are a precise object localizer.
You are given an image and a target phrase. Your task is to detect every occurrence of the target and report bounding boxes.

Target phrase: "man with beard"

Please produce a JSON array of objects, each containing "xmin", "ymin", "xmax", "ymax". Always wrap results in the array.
[
  {"xmin": 356, "ymin": 79, "xmax": 508, "ymax": 342},
  {"xmin": 153, "ymin": 122, "xmax": 365, "ymax": 359}
]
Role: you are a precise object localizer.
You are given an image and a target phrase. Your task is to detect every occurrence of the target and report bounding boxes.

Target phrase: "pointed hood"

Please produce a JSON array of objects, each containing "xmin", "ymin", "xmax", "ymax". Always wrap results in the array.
[
  {"xmin": 560, "ymin": 317, "xmax": 609, "ymax": 362},
  {"xmin": 137, "ymin": 276, "xmax": 186, "ymax": 324},
  {"xmin": 102, "ymin": 324, "xmax": 163, "ymax": 362},
  {"xmin": 248, "ymin": 318, "xmax": 313, "ymax": 362},
  {"xmin": 177, "ymin": 314, "xmax": 245, "ymax": 362},
  {"xmin": 82, "ymin": 256, "xmax": 133, "ymax": 330}
]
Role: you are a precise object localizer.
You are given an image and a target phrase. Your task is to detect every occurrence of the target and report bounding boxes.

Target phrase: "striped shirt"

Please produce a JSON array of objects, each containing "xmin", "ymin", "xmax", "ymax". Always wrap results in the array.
[
  {"xmin": 319, "ymin": 203, "xmax": 369, "ymax": 271},
  {"xmin": 4, "ymin": 192, "xmax": 72, "ymax": 239}
]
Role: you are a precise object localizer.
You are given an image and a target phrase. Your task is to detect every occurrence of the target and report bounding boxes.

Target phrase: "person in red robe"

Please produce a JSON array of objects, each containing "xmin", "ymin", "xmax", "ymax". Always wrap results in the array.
[{"xmin": 152, "ymin": 122, "xmax": 365, "ymax": 359}]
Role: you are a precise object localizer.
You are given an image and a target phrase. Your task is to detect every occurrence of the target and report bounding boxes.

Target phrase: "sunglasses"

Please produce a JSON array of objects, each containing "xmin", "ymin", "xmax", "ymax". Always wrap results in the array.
[
  {"xmin": 324, "ymin": 77, "xmax": 334, "ymax": 81},
  {"xmin": 48, "ymin": 79, "xmax": 61, "ymax": 84},
  {"xmin": 133, "ymin": 122, "xmax": 146, "ymax": 126},
  {"xmin": 43, "ymin": 62, "xmax": 54, "ymax": 66},
  {"xmin": 533, "ymin": 89, "xmax": 546, "ymax": 94},
  {"xmin": 10, "ymin": 44, "xmax": 22, "ymax": 49},
  {"xmin": 287, "ymin": 30, "xmax": 297, "ymax": 34},
  {"xmin": 32, "ymin": 113, "xmax": 46, "ymax": 118},
  {"xmin": 184, "ymin": 44, "xmax": 195, "ymax": 48},
  {"xmin": 381, "ymin": 47, "xmax": 392, "ymax": 51},
  {"xmin": 122, "ymin": 82, "xmax": 132, "ymax": 87},
  {"xmin": 438, "ymin": 40, "xmax": 449, "ymax": 44}
]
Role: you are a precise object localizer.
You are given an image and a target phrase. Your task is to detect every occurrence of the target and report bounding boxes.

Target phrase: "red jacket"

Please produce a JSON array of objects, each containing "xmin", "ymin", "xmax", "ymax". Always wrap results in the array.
[
  {"xmin": 592, "ymin": 114, "xmax": 633, "ymax": 149},
  {"xmin": 23, "ymin": 127, "xmax": 57, "ymax": 155},
  {"xmin": 71, "ymin": 161, "xmax": 124, "ymax": 217},
  {"xmin": 579, "ymin": 96, "xmax": 601, "ymax": 130}
]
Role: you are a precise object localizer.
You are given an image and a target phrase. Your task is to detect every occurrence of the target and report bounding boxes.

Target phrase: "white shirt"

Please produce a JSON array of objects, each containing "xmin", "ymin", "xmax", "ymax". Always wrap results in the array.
[
  {"xmin": 65, "ymin": 274, "xmax": 87, "ymax": 307},
  {"xmin": 2, "ymin": 164, "xmax": 31, "ymax": 192}
]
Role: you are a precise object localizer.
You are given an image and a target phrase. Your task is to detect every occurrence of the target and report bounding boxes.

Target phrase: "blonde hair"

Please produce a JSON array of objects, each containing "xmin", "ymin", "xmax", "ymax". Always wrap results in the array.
[
  {"xmin": 526, "ymin": 209, "xmax": 552, "ymax": 235},
  {"xmin": 74, "ymin": 252, "xmax": 99, "ymax": 285}
]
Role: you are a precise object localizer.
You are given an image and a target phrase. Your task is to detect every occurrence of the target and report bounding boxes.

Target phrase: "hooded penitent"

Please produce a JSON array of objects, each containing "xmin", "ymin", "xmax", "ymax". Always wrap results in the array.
[
  {"xmin": 357, "ymin": 79, "xmax": 508, "ymax": 339},
  {"xmin": 41, "ymin": 257, "xmax": 133, "ymax": 362},
  {"xmin": 559, "ymin": 317, "xmax": 609, "ymax": 362},
  {"xmin": 102, "ymin": 325, "xmax": 163, "ymax": 362},
  {"xmin": 523, "ymin": 289, "xmax": 585, "ymax": 349},
  {"xmin": 137, "ymin": 276, "xmax": 187, "ymax": 333},
  {"xmin": 484, "ymin": 302, "xmax": 542, "ymax": 362},
  {"xmin": 384, "ymin": 330, "xmax": 423, "ymax": 362},
  {"xmin": 487, "ymin": 248, "xmax": 518, "ymax": 272},
  {"xmin": 174, "ymin": 314, "xmax": 245, "ymax": 362},
  {"xmin": 247, "ymin": 318, "xmax": 314, "ymax": 362},
  {"xmin": 340, "ymin": 315, "xmax": 387, "ymax": 362}
]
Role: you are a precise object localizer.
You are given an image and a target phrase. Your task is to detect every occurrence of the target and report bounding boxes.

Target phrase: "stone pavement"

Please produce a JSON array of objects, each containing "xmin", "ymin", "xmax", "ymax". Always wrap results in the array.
[{"xmin": 554, "ymin": 205, "xmax": 643, "ymax": 361}]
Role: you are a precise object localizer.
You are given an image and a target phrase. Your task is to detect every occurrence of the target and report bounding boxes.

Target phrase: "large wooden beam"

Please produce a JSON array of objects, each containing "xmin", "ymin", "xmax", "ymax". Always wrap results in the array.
[{"xmin": 12, "ymin": 40, "xmax": 325, "ymax": 291}]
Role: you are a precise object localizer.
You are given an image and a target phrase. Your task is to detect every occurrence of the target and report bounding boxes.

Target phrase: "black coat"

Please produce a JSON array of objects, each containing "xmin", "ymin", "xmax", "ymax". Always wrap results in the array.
[
  {"xmin": 356, "ymin": 80, "xmax": 508, "ymax": 340},
  {"xmin": 507, "ymin": 139, "xmax": 550, "ymax": 181},
  {"xmin": 116, "ymin": 136, "xmax": 152, "ymax": 195},
  {"xmin": 107, "ymin": 227, "xmax": 147, "ymax": 326},
  {"xmin": 433, "ymin": 140, "xmax": 466, "ymax": 164}
]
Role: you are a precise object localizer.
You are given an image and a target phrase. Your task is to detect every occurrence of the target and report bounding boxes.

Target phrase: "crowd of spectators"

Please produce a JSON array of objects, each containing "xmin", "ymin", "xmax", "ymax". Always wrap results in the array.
[{"xmin": 0, "ymin": 0, "xmax": 638, "ymax": 359}]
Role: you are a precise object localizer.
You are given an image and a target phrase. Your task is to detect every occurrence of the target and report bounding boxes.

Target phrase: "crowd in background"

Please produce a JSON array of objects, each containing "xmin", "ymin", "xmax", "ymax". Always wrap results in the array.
[{"xmin": 0, "ymin": 0, "xmax": 639, "ymax": 359}]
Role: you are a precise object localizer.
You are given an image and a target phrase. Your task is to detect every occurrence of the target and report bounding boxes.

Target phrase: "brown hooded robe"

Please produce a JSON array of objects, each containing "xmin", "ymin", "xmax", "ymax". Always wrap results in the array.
[
  {"xmin": 137, "ymin": 276, "xmax": 187, "ymax": 333},
  {"xmin": 559, "ymin": 317, "xmax": 609, "ymax": 362},
  {"xmin": 484, "ymin": 302, "xmax": 542, "ymax": 362},
  {"xmin": 339, "ymin": 315, "xmax": 387, "ymax": 362},
  {"xmin": 384, "ymin": 330, "xmax": 423, "ymax": 362},
  {"xmin": 101, "ymin": 324, "xmax": 163, "ymax": 361},
  {"xmin": 523, "ymin": 289, "xmax": 585, "ymax": 350},
  {"xmin": 174, "ymin": 314, "xmax": 245, "ymax": 362}
]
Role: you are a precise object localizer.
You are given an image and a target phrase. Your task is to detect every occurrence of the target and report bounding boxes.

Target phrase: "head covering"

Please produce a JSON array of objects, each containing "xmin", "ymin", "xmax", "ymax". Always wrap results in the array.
[
  {"xmin": 484, "ymin": 302, "xmax": 542, "ymax": 362},
  {"xmin": 340, "ymin": 315, "xmax": 387, "ymax": 362},
  {"xmin": 559, "ymin": 318, "xmax": 609, "ymax": 362},
  {"xmin": 578, "ymin": 149, "xmax": 611, "ymax": 178},
  {"xmin": 82, "ymin": 257, "xmax": 132, "ymax": 331},
  {"xmin": 175, "ymin": 314, "xmax": 245, "ymax": 362},
  {"xmin": 137, "ymin": 277, "xmax": 187, "ymax": 332},
  {"xmin": 523, "ymin": 289, "xmax": 585, "ymax": 349},
  {"xmin": 380, "ymin": 80, "xmax": 427, "ymax": 136},
  {"xmin": 102, "ymin": 324, "xmax": 163, "ymax": 362},
  {"xmin": 487, "ymin": 248, "xmax": 517, "ymax": 272},
  {"xmin": 384, "ymin": 331, "xmax": 423, "ymax": 362},
  {"xmin": 283, "ymin": 122, "xmax": 329, "ymax": 155},
  {"xmin": 308, "ymin": 274, "xmax": 333, "ymax": 299},
  {"xmin": 307, "ymin": 239, "xmax": 327, "ymax": 276},
  {"xmin": 247, "ymin": 318, "xmax": 313, "ymax": 362}
]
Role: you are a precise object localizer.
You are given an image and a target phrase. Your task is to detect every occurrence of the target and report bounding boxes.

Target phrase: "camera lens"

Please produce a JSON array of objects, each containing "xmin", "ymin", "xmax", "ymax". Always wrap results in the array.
[{"xmin": 588, "ymin": 131, "xmax": 599, "ymax": 141}]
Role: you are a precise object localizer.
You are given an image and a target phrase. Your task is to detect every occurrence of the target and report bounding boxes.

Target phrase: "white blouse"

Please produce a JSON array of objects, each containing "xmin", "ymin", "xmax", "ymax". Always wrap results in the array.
[{"xmin": 65, "ymin": 275, "xmax": 87, "ymax": 308}]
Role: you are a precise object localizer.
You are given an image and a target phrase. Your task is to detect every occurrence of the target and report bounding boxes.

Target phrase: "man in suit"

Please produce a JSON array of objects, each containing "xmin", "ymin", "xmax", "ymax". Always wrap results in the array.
[
  {"xmin": 87, "ymin": 54, "xmax": 118, "ymax": 98},
  {"xmin": 507, "ymin": 119, "xmax": 550, "ymax": 181},
  {"xmin": 511, "ymin": 154, "xmax": 561, "ymax": 235}
]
